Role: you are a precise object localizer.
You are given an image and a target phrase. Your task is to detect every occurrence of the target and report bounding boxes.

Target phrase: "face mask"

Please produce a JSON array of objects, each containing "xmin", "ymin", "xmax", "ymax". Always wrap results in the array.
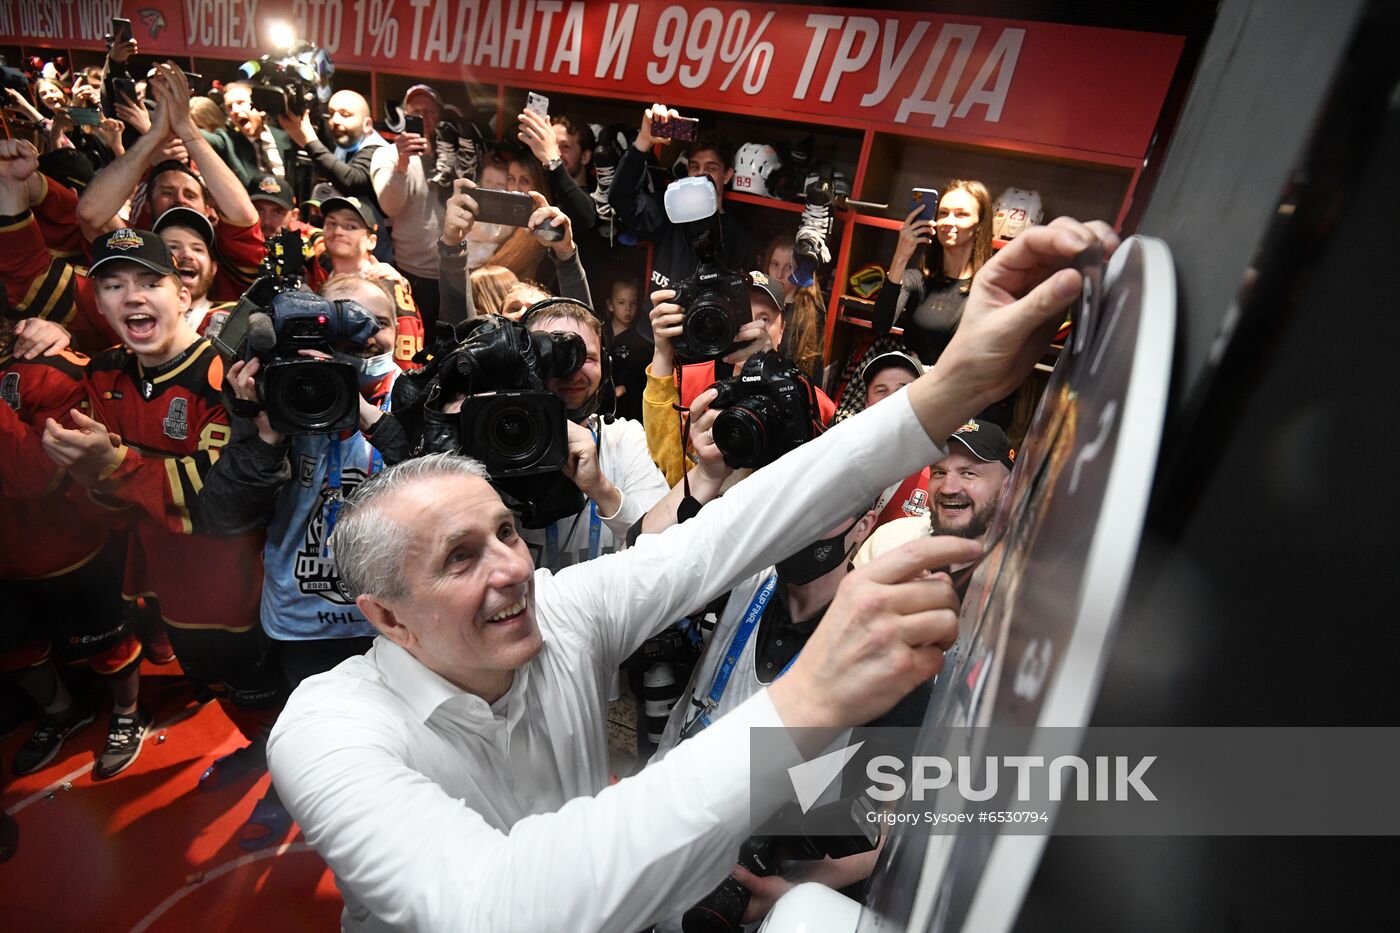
[
  {"xmin": 775, "ymin": 519, "xmax": 861, "ymax": 586},
  {"xmin": 335, "ymin": 349, "xmax": 398, "ymax": 388}
]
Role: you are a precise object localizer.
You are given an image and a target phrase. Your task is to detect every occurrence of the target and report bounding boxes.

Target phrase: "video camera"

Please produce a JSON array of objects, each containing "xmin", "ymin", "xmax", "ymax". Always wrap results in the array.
[
  {"xmin": 683, "ymin": 796, "xmax": 879, "ymax": 932},
  {"xmin": 664, "ymin": 176, "xmax": 749, "ymax": 362},
  {"xmin": 707, "ymin": 351, "xmax": 822, "ymax": 469},
  {"xmin": 238, "ymin": 41, "xmax": 333, "ymax": 118},
  {"xmin": 213, "ymin": 231, "xmax": 380, "ymax": 435}
]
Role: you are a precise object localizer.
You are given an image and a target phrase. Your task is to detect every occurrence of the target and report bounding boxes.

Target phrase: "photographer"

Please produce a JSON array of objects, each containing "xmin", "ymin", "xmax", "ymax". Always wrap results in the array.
[
  {"xmin": 609, "ymin": 104, "xmax": 752, "ymax": 338},
  {"xmin": 266, "ymin": 216, "xmax": 1118, "ymax": 933},
  {"xmin": 650, "ymin": 495, "xmax": 889, "ymax": 928},
  {"xmin": 437, "ymin": 178, "xmax": 592, "ymax": 329},
  {"xmin": 518, "ymin": 300, "xmax": 670, "ymax": 571},
  {"xmin": 642, "ymin": 271, "xmax": 835, "ymax": 486},
  {"xmin": 277, "ymin": 90, "xmax": 386, "ymax": 209}
]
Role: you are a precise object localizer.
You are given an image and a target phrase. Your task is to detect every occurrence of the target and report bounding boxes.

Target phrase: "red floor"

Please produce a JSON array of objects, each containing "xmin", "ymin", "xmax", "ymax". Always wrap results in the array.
[{"xmin": 1, "ymin": 660, "xmax": 342, "ymax": 932}]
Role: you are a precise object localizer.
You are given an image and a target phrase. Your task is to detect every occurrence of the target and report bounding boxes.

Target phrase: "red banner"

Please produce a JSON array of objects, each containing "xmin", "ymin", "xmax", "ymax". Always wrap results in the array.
[{"xmin": 2, "ymin": 1, "xmax": 1182, "ymax": 158}]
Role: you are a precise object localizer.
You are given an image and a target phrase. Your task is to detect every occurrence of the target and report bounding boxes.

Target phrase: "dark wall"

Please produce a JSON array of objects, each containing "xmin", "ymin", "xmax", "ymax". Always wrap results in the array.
[{"xmin": 1016, "ymin": 1, "xmax": 1400, "ymax": 929}]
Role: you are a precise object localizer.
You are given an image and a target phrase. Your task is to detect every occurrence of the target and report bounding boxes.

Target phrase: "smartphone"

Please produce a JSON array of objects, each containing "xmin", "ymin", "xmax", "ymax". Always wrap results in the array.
[
  {"xmin": 471, "ymin": 188, "xmax": 535, "ymax": 227},
  {"xmin": 526, "ymin": 91, "xmax": 549, "ymax": 118},
  {"xmin": 69, "ymin": 107, "xmax": 102, "ymax": 126},
  {"xmin": 652, "ymin": 113, "xmax": 698, "ymax": 142},
  {"xmin": 110, "ymin": 77, "xmax": 136, "ymax": 104},
  {"xmin": 110, "ymin": 17, "xmax": 133, "ymax": 46},
  {"xmin": 403, "ymin": 114, "xmax": 424, "ymax": 137},
  {"xmin": 910, "ymin": 187, "xmax": 940, "ymax": 223}
]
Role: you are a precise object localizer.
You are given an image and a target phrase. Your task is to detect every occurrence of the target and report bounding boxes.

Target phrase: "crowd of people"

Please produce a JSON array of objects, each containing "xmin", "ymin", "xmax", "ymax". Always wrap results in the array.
[{"xmin": 0, "ymin": 36, "xmax": 1108, "ymax": 930}]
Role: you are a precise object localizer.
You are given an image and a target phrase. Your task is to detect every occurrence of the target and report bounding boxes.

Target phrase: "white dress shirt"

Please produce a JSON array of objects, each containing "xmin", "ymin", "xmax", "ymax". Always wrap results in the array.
[{"xmin": 267, "ymin": 388, "xmax": 943, "ymax": 932}]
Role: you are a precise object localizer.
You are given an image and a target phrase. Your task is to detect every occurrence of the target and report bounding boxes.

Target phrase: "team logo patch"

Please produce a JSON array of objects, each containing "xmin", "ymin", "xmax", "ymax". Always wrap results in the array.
[
  {"xmin": 0, "ymin": 372, "xmax": 19, "ymax": 411},
  {"xmin": 813, "ymin": 544, "xmax": 834, "ymax": 561},
  {"xmin": 955, "ymin": 420, "xmax": 981, "ymax": 434},
  {"xmin": 258, "ymin": 176, "xmax": 283, "ymax": 194},
  {"xmin": 162, "ymin": 397, "xmax": 189, "ymax": 440},
  {"xmin": 106, "ymin": 229, "xmax": 145, "ymax": 251},
  {"xmin": 902, "ymin": 487, "xmax": 929, "ymax": 517}
]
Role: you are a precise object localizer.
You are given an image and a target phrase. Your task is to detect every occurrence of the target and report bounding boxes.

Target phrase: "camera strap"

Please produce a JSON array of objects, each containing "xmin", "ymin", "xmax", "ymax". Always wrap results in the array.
[{"xmin": 681, "ymin": 572, "xmax": 790, "ymax": 739}]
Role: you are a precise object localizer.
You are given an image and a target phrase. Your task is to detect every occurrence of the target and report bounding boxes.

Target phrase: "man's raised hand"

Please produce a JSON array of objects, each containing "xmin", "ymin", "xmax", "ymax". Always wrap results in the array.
[{"xmin": 935, "ymin": 217, "xmax": 1119, "ymax": 413}]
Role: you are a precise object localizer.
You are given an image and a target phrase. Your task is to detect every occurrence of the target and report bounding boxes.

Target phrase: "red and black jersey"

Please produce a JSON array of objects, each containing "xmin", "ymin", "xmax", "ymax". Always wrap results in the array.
[
  {"xmin": 0, "ymin": 348, "xmax": 117, "ymax": 579},
  {"xmin": 85, "ymin": 338, "xmax": 263, "ymax": 631},
  {"xmin": 0, "ymin": 211, "xmax": 118, "ymax": 354},
  {"xmin": 209, "ymin": 219, "xmax": 266, "ymax": 303},
  {"xmin": 31, "ymin": 174, "xmax": 92, "ymax": 263},
  {"xmin": 388, "ymin": 276, "xmax": 425, "ymax": 370}
]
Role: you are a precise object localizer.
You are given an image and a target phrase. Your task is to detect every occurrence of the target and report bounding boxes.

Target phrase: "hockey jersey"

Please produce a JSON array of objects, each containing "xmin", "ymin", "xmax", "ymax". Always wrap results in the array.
[
  {"xmin": 84, "ymin": 338, "xmax": 263, "ymax": 631},
  {"xmin": 0, "ymin": 348, "xmax": 117, "ymax": 579}
]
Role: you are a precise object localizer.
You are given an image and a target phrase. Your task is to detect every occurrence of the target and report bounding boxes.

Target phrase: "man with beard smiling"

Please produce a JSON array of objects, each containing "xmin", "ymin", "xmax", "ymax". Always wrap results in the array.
[
  {"xmin": 40, "ymin": 228, "xmax": 283, "ymax": 794},
  {"xmin": 855, "ymin": 418, "xmax": 1015, "ymax": 569},
  {"xmin": 278, "ymin": 90, "xmax": 387, "ymax": 212},
  {"xmin": 151, "ymin": 205, "xmax": 230, "ymax": 336}
]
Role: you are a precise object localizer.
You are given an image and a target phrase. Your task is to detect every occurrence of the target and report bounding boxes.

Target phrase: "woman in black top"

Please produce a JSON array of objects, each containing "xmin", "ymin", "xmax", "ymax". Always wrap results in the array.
[{"xmin": 871, "ymin": 179, "xmax": 994, "ymax": 365}]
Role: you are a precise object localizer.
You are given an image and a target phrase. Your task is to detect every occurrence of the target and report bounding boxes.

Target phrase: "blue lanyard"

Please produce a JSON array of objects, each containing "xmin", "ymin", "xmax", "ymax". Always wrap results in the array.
[
  {"xmin": 545, "ymin": 422, "xmax": 603, "ymax": 567},
  {"xmin": 684, "ymin": 573, "xmax": 792, "ymax": 736},
  {"xmin": 322, "ymin": 392, "xmax": 392, "ymax": 557}
]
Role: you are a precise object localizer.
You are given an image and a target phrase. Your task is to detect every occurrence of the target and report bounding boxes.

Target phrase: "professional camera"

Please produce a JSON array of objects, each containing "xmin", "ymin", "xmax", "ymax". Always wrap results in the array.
[
  {"xmin": 431, "ymin": 315, "xmax": 585, "ymax": 477},
  {"xmin": 213, "ymin": 231, "xmax": 380, "ymax": 435},
  {"xmin": 406, "ymin": 315, "xmax": 589, "ymax": 527},
  {"xmin": 238, "ymin": 41, "xmax": 333, "ymax": 118},
  {"xmin": 664, "ymin": 176, "xmax": 749, "ymax": 362},
  {"xmin": 683, "ymin": 797, "xmax": 879, "ymax": 933},
  {"xmin": 707, "ymin": 351, "xmax": 822, "ymax": 469}
]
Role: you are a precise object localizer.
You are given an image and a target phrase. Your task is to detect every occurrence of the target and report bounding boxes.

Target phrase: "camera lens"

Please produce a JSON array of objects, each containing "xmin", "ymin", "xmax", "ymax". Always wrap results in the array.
[
  {"xmin": 480, "ymin": 400, "xmax": 548, "ymax": 466},
  {"xmin": 682, "ymin": 877, "xmax": 751, "ymax": 933},
  {"xmin": 713, "ymin": 399, "xmax": 775, "ymax": 469},
  {"xmin": 687, "ymin": 302, "xmax": 736, "ymax": 357},
  {"xmin": 281, "ymin": 363, "xmax": 352, "ymax": 429}
]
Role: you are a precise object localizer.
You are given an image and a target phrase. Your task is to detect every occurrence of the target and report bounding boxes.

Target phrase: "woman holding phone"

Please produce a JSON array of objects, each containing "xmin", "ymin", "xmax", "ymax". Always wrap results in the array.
[{"xmin": 871, "ymin": 178, "xmax": 994, "ymax": 366}]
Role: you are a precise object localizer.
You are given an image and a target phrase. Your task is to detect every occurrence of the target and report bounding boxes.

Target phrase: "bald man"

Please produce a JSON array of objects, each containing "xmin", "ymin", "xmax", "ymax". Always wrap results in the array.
[{"xmin": 281, "ymin": 90, "xmax": 388, "ymax": 208}]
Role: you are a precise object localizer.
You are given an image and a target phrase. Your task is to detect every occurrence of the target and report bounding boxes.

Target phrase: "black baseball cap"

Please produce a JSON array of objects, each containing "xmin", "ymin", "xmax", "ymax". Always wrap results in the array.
[
  {"xmin": 747, "ymin": 270, "xmax": 784, "ymax": 313},
  {"xmin": 88, "ymin": 228, "xmax": 177, "ymax": 278},
  {"xmin": 947, "ymin": 419, "xmax": 1016, "ymax": 472},
  {"xmin": 248, "ymin": 173, "xmax": 294, "ymax": 210},
  {"xmin": 152, "ymin": 206, "xmax": 215, "ymax": 247},
  {"xmin": 861, "ymin": 350, "xmax": 923, "ymax": 384},
  {"xmin": 320, "ymin": 196, "xmax": 378, "ymax": 232}
]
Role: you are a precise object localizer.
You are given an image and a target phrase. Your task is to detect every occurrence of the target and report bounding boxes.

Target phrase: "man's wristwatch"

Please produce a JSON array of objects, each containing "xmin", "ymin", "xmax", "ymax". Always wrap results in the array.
[{"xmin": 543, "ymin": 156, "xmax": 564, "ymax": 172}]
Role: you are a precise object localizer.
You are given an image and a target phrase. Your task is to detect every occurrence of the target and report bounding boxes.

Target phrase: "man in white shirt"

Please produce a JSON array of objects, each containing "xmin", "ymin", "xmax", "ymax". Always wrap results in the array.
[{"xmin": 267, "ymin": 217, "xmax": 1117, "ymax": 932}]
